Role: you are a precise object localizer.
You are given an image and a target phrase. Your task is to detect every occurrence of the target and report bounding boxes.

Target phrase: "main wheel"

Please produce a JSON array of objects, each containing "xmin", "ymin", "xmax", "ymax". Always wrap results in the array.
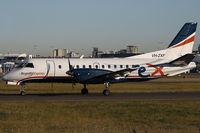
[
  {"xmin": 103, "ymin": 89, "xmax": 110, "ymax": 96},
  {"xmin": 20, "ymin": 91, "xmax": 26, "ymax": 96},
  {"xmin": 81, "ymin": 88, "xmax": 88, "ymax": 95}
]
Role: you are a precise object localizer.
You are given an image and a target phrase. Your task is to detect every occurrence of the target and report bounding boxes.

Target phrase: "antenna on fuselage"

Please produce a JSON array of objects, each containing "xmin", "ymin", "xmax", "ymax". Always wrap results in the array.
[{"xmin": 80, "ymin": 55, "xmax": 84, "ymax": 59}]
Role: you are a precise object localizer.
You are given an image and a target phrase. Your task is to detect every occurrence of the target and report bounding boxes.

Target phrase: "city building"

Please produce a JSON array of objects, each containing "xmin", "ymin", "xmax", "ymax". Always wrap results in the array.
[
  {"xmin": 92, "ymin": 47, "xmax": 98, "ymax": 58},
  {"xmin": 68, "ymin": 51, "xmax": 80, "ymax": 58},
  {"xmin": 0, "ymin": 53, "xmax": 27, "ymax": 73},
  {"xmin": 116, "ymin": 49, "xmax": 127, "ymax": 54},
  {"xmin": 92, "ymin": 45, "xmax": 142, "ymax": 58},
  {"xmin": 53, "ymin": 49, "xmax": 67, "ymax": 57},
  {"xmin": 127, "ymin": 45, "xmax": 139, "ymax": 54}
]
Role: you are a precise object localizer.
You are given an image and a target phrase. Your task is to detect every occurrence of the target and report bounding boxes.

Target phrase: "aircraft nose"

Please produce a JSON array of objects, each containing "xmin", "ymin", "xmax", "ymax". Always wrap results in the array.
[{"xmin": 2, "ymin": 73, "xmax": 8, "ymax": 81}]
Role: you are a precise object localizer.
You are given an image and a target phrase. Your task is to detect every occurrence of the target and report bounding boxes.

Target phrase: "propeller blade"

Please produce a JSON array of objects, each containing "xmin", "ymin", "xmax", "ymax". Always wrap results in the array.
[
  {"xmin": 67, "ymin": 58, "xmax": 77, "ymax": 88},
  {"xmin": 67, "ymin": 58, "xmax": 74, "ymax": 75},
  {"xmin": 68, "ymin": 58, "xmax": 72, "ymax": 71}
]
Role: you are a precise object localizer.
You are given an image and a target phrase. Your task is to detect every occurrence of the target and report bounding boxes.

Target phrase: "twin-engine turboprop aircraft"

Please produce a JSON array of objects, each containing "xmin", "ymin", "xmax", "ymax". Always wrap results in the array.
[{"xmin": 2, "ymin": 22, "xmax": 198, "ymax": 96}]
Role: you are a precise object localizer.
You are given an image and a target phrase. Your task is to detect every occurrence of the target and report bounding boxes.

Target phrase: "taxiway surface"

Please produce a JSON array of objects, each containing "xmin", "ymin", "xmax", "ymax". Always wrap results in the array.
[{"xmin": 0, "ymin": 92, "xmax": 200, "ymax": 101}]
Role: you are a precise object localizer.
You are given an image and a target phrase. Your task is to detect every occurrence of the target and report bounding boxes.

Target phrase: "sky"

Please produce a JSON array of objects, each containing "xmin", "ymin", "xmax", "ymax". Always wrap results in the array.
[{"xmin": 0, "ymin": 0, "xmax": 200, "ymax": 56}]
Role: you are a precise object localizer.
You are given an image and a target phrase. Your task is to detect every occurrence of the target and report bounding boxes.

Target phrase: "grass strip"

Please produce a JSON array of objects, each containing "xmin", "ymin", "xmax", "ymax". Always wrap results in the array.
[{"xmin": 0, "ymin": 101, "xmax": 199, "ymax": 133}]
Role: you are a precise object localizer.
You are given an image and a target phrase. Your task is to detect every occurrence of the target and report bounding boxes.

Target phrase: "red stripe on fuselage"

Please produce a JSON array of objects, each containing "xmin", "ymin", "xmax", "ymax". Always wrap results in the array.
[{"xmin": 16, "ymin": 76, "xmax": 73, "ymax": 85}]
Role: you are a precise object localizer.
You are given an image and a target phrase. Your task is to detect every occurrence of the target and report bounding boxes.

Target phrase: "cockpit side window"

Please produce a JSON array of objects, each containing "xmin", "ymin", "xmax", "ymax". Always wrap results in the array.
[{"xmin": 25, "ymin": 63, "xmax": 34, "ymax": 68}]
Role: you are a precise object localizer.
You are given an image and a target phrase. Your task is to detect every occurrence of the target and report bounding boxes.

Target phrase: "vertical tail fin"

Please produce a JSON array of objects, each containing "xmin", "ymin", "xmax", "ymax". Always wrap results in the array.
[
  {"xmin": 165, "ymin": 22, "xmax": 197, "ymax": 59},
  {"xmin": 168, "ymin": 23, "xmax": 197, "ymax": 48},
  {"xmin": 127, "ymin": 23, "xmax": 197, "ymax": 61}
]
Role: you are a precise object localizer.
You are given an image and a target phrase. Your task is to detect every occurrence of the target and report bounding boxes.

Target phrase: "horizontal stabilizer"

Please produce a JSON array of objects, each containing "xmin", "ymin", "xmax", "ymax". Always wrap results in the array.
[{"xmin": 169, "ymin": 54, "xmax": 195, "ymax": 66}]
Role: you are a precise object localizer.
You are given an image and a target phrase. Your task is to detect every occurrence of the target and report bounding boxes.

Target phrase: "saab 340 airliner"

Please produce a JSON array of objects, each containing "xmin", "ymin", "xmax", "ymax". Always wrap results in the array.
[{"xmin": 2, "ymin": 22, "xmax": 198, "ymax": 96}]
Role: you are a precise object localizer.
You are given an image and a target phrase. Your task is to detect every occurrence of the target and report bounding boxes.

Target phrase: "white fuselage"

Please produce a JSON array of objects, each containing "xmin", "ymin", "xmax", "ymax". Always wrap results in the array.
[{"xmin": 2, "ymin": 57, "xmax": 196, "ymax": 85}]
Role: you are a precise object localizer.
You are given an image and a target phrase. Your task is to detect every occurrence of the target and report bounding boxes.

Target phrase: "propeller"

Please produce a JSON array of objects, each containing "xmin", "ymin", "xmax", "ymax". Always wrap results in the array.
[
  {"xmin": 68, "ymin": 58, "xmax": 74, "ymax": 74},
  {"xmin": 66, "ymin": 58, "xmax": 76, "ymax": 88}
]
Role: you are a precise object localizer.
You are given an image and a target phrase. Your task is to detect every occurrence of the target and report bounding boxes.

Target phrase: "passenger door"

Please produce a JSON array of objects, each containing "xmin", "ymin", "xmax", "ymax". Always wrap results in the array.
[{"xmin": 46, "ymin": 60, "xmax": 55, "ymax": 77}]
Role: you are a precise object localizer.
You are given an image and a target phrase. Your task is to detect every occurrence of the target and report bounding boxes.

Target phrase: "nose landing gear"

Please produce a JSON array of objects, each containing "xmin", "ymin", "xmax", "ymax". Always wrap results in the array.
[{"xmin": 20, "ymin": 83, "xmax": 26, "ymax": 96}]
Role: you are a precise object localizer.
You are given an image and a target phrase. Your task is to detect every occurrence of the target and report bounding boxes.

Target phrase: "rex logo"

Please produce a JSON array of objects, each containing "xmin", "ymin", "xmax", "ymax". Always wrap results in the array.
[
  {"xmin": 138, "ymin": 63, "xmax": 168, "ymax": 77},
  {"xmin": 146, "ymin": 63, "xmax": 168, "ymax": 77}
]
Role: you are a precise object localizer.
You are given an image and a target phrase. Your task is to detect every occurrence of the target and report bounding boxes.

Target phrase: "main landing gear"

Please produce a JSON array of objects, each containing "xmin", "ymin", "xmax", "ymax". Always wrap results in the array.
[
  {"xmin": 81, "ymin": 84, "xmax": 88, "ymax": 95},
  {"xmin": 81, "ymin": 83, "xmax": 111, "ymax": 96},
  {"xmin": 20, "ymin": 83, "xmax": 26, "ymax": 96},
  {"xmin": 103, "ymin": 82, "xmax": 110, "ymax": 96}
]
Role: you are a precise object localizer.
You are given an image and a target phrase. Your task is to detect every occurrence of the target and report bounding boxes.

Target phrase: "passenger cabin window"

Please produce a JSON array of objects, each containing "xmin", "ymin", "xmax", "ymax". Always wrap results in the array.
[
  {"xmin": 108, "ymin": 65, "xmax": 111, "ymax": 69},
  {"xmin": 25, "ymin": 63, "xmax": 34, "ymax": 68},
  {"xmin": 83, "ymin": 65, "xmax": 86, "ymax": 68},
  {"xmin": 76, "ymin": 65, "xmax": 79, "ymax": 69},
  {"xmin": 89, "ymin": 65, "xmax": 92, "ymax": 68},
  {"xmin": 132, "ymin": 65, "xmax": 139, "ymax": 68},
  {"xmin": 58, "ymin": 65, "xmax": 62, "ymax": 69},
  {"xmin": 114, "ymin": 65, "xmax": 117, "ymax": 69},
  {"xmin": 120, "ymin": 65, "xmax": 123, "ymax": 68},
  {"xmin": 126, "ymin": 65, "xmax": 129, "ymax": 68},
  {"xmin": 95, "ymin": 65, "xmax": 98, "ymax": 69},
  {"xmin": 102, "ymin": 65, "xmax": 105, "ymax": 69}
]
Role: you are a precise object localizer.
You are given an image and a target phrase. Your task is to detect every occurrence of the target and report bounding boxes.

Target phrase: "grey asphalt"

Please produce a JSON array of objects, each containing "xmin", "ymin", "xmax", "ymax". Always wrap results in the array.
[{"xmin": 0, "ymin": 92, "xmax": 200, "ymax": 101}]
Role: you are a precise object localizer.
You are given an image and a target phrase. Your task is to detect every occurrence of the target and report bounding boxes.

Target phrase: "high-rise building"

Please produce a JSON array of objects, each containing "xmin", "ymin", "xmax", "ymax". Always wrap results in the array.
[
  {"xmin": 53, "ymin": 49, "xmax": 67, "ymax": 57},
  {"xmin": 92, "ymin": 47, "xmax": 98, "ymax": 58},
  {"xmin": 127, "ymin": 45, "xmax": 139, "ymax": 54}
]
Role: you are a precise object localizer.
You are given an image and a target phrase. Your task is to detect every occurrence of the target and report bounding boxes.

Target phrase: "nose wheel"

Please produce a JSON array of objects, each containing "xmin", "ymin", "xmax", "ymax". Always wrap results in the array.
[{"xmin": 20, "ymin": 91, "xmax": 26, "ymax": 96}]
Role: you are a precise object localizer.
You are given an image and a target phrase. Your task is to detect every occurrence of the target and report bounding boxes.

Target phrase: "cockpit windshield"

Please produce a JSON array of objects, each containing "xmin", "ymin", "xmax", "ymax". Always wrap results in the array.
[
  {"xmin": 16, "ymin": 62, "xmax": 26, "ymax": 68},
  {"xmin": 16, "ymin": 62, "xmax": 34, "ymax": 68}
]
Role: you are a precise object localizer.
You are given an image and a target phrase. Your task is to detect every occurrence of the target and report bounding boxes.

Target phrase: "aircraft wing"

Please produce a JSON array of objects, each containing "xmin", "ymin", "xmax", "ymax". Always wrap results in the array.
[{"xmin": 83, "ymin": 68, "xmax": 137, "ymax": 83}]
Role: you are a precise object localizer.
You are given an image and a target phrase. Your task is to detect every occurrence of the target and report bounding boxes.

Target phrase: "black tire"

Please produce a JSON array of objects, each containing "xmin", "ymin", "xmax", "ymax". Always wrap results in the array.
[
  {"xmin": 20, "ymin": 91, "xmax": 26, "ymax": 96},
  {"xmin": 81, "ymin": 88, "xmax": 88, "ymax": 95},
  {"xmin": 103, "ymin": 89, "xmax": 110, "ymax": 96}
]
